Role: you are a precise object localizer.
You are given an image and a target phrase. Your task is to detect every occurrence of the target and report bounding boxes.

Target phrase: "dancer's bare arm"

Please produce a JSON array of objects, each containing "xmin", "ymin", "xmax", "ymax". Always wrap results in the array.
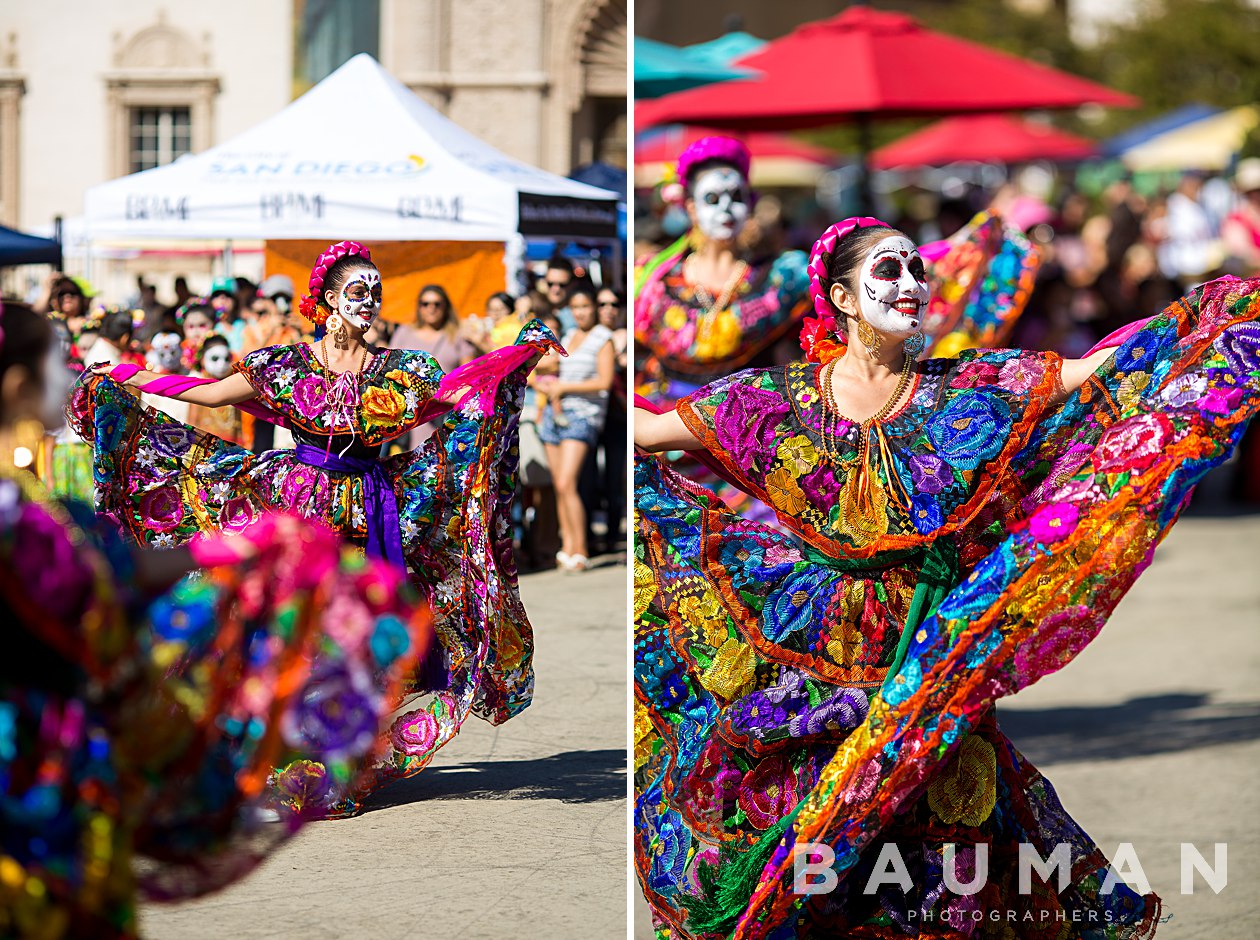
[
  {"xmin": 634, "ymin": 407, "xmax": 699, "ymax": 452},
  {"xmin": 95, "ymin": 366, "xmax": 258, "ymax": 406},
  {"xmin": 1055, "ymin": 347, "xmax": 1115, "ymax": 404}
]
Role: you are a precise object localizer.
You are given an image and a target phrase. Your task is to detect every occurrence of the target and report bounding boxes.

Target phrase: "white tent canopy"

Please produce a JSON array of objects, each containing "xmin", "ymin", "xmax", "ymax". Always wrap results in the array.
[{"xmin": 83, "ymin": 54, "xmax": 618, "ymax": 243}]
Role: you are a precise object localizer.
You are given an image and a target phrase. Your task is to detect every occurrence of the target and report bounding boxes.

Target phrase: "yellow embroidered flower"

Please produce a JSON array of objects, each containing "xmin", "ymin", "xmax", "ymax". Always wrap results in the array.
[
  {"xmin": 765, "ymin": 466, "xmax": 808, "ymax": 515},
  {"xmin": 678, "ymin": 592, "xmax": 727, "ymax": 647},
  {"xmin": 776, "ymin": 434, "xmax": 818, "ymax": 477},
  {"xmin": 497, "ymin": 621, "xmax": 527, "ymax": 671},
  {"xmin": 927, "ymin": 733, "xmax": 998, "ymax": 826},
  {"xmin": 701, "ymin": 309, "xmax": 742, "ymax": 360},
  {"xmin": 633, "ymin": 557, "xmax": 658, "ymax": 619},
  {"xmin": 634, "ymin": 702, "xmax": 657, "ymax": 771},
  {"xmin": 663, "ymin": 305, "xmax": 688, "ymax": 331},
  {"xmin": 1117, "ymin": 371, "xmax": 1150, "ymax": 411},
  {"xmin": 384, "ymin": 369, "xmax": 414, "ymax": 388},
  {"xmin": 361, "ymin": 386, "xmax": 406, "ymax": 427},
  {"xmin": 699, "ymin": 638, "xmax": 756, "ymax": 700}
]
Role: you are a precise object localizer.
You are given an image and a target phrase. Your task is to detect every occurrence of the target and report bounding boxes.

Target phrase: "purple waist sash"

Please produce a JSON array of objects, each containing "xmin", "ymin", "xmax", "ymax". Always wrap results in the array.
[{"xmin": 294, "ymin": 444, "xmax": 404, "ymax": 570}]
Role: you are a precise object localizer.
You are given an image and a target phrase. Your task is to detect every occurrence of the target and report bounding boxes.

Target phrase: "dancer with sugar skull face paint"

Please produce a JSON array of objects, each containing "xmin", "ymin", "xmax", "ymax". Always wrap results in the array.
[
  {"xmin": 69, "ymin": 240, "xmax": 562, "ymax": 818},
  {"xmin": 0, "ymin": 299, "xmax": 431, "ymax": 937},
  {"xmin": 635, "ymin": 136, "xmax": 811, "ymax": 404},
  {"xmin": 632, "ymin": 216, "xmax": 1260, "ymax": 938}
]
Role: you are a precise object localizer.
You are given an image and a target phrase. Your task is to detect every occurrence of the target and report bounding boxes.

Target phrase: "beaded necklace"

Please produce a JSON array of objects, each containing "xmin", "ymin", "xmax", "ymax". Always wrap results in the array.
[{"xmin": 816, "ymin": 354, "xmax": 916, "ymax": 537}]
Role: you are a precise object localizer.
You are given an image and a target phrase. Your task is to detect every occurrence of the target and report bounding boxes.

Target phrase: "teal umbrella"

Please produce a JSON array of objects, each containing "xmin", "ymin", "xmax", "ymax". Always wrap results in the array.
[
  {"xmin": 634, "ymin": 36, "xmax": 755, "ymax": 100},
  {"xmin": 684, "ymin": 31, "xmax": 767, "ymax": 68}
]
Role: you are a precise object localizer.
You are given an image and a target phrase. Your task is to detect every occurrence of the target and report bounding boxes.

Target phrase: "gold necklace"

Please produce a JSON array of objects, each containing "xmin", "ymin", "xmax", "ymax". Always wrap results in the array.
[
  {"xmin": 319, "ymin": 335, "xmax": 369, "ymax": 375},
  {"xmin": 817, "ymin": 353, "xmax": 913, "ymax": 461},
  {"xmin": 684, "ymin": 253, "xmax": 749, "ymax": 343}
]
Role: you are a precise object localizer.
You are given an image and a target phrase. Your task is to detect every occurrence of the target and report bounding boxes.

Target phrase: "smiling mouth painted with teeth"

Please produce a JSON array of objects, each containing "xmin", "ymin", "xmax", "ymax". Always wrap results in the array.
[{"xmin": 892, "ymin": 298, "xmax": 923, "ymax": 314}]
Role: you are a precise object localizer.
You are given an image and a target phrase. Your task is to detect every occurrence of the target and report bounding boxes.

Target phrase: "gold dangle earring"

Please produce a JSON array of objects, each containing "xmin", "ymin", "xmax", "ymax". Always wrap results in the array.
[{"xmin": 855, "ymin": 318, "xmax": 882, "ymax": 359}]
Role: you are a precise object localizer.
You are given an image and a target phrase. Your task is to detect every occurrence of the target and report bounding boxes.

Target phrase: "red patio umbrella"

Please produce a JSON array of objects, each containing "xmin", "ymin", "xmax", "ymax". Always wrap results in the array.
[
  {"xmin": 634, "ymin": 127, "xmax": 834, "ymax": 167},
  {"xmin": 871, "ymin": 114, "xmax": 1098, "ymax": 169},
  {"xmin": 635, "ymin": 6, "xmax": 1136, "ymax": 207},
  {"xmin": 636, "ymin": 7, "xmax": 1136, "ymax": 130}
]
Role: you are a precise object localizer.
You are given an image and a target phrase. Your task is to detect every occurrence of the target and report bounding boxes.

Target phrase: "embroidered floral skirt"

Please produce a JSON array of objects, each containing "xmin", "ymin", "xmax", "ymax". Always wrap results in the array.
[
  {"xmin": 66, "ymin": 327, "xmax": 556, "ymax": 817},
  {"xmin": 0, "ymin": 481, "xmax": 429, "ymax": 937},
  {"xmin": 634, "ymin": 275, "xmax": 1260, "ymax": 939}
]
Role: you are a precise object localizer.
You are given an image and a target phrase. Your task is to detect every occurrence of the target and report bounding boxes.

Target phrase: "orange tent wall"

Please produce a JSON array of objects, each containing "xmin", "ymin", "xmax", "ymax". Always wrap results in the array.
[{"xmin": 263, "ymin": 240, "xmax": 507, "ymax": 325}]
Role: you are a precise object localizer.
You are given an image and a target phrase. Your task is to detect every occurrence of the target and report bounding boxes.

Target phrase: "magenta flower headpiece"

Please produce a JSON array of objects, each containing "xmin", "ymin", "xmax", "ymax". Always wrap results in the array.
[
  {"xmin": 800, "ymin": 216, "xmax": 891, "ymax": 362},
  {"xmin": 299, "ymin": 240, "xmax": 373, "ymax": 325},
  {"xmin": 676, "ymin": 136, "xmax": 751, "ymax": 188}
]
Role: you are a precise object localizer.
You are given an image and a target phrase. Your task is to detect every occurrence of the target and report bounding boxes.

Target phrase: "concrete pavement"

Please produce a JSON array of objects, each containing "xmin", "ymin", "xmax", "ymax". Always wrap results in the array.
[{"xmin": 143, "ymin": 559, "xmax": 628, "ymax": 940}]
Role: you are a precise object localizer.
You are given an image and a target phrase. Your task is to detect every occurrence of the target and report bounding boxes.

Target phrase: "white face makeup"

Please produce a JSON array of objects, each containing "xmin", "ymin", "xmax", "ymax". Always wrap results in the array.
[
  {"xmin": 336, "ymin": 269, "xmax": 382, "ymax": 330},
  {"xmin": 147, "ymin": 333, "xmax": 184, "ymax": 373},
  {"xmin": 202, "ymin": 345, "xmax": 233, "ymax": 379},
  {"xmin": 39, "ymin": 343, "xmax": 74, "ymax": 430},
  {"xmin": 691, "ymin": 166, "xmax": 750, "ymax": 242},
  {"xmin": 856, "ymin": 235, "xmax": 929, "ymax": 336}
]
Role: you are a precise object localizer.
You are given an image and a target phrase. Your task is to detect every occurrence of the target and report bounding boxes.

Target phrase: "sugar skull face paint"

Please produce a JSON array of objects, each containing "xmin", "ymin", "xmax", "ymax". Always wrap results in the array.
[
  {"xmin": 857, "ymin": 235, "xmax": 928, "ymax": 336},
  {"xmin": 147, "ymin": 332, "xmax": 184, "ymax": 373},
  {"xmin": 690, "ymin": 166, "xmax": 750, "ymax": 242},
  {"xmin": 336, "ymin": 268, "xmax": 382, "ymax": 330},
  {"xmin": 201, "ymin": 344, "xmax": 233, "ymax": 379}
]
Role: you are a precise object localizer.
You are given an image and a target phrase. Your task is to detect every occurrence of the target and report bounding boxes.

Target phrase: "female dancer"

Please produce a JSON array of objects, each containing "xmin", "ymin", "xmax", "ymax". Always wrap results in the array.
[
  {"xmin": 0, "ymin": 300, "xmax": 429, "ymax": 937},
  {"xmin": 72, "ymin": 240, "xmax": 559, "ymax": 817},
  {"xmin": 534, "ymin": 285, "xmax": 615, "ymax": 571},
  {"xmin": 634, "ymin": 136, "xmax": 810, "ymax": 404},
  {"xmin": 633, "ymin": 217, "xmax": 1260, "ymax": 938}
]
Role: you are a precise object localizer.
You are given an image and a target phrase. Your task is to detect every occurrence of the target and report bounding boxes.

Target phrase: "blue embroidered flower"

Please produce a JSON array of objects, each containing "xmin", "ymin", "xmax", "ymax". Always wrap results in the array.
[
  {"xmin": 926, "ymin": 393, "xmax": 1011, "ymax": 469},
  {"xmin": 649, "ymin": 812, "xmax": 692, "ymax": 892},
  {"xmin": 370, "ymin": 614, "xmax": 412, "ymax": 667},
  {"xmin": 910, "ymin": 494, "xmax": 944, "ymax": 535},
  {"xmin": 761, "ymin": 567, "xmax": 836, "ymax": 643},
  {"xmin": 938, "ymin": 543, "xmax": 1017, "ymax": 620},
  {"xmin": 1114, "ymin": 332, "xmax": 1159, "ymax": 373}
]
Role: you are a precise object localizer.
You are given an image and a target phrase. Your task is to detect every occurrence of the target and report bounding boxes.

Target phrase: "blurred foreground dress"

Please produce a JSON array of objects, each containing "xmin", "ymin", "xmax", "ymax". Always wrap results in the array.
[
  {"xmin": 634, "ymin": 275, "xmax": 1260, "ymax": 938},
  {"xmin": 67, "ymin": 321, "xmax": 560, "ymax": 816},
  {"xmin": 0, "ymin": 471, "xmax": 429, "ymax": 938}
]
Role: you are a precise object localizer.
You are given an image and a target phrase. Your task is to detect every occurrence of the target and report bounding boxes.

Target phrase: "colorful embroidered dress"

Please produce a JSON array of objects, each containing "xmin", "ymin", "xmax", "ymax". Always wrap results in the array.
[
  {"xmin": 634, "ymin": 275, "xmax": 1260, "ymax": 939},
  {"xmin": 67, "ymin": 321, "xmax": 558, "ymax": 816},
  {"xmin": 0, "ymin": 473, "xmax": 428, "ymax": 938},
  {"xmin": 920, "ymin": 212, "xmax": 1041, "ymax": 359},
  {"xmin": 635, "ymin": 242, "xmax": 811, "ymax": 401}
]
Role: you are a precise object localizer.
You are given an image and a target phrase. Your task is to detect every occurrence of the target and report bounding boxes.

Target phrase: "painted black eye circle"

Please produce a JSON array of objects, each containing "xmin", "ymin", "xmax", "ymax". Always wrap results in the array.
[
  {"xmin": 908, "ymin": 257, "xmax": 926, "ymax": 281},
  {"xmin": 871, "ymin": 257, "xmax": 901, "ymax": 280}
]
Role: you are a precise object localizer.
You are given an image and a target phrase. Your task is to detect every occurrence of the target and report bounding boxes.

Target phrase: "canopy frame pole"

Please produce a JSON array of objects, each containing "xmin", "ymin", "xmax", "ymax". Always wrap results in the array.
[
  {"xmin": 222, "ymin": 240, "xmax": 234, "ymax": 278},
  {"xmin": 857, "ymin": 113, "xmax": 874, "ymax": 215}
]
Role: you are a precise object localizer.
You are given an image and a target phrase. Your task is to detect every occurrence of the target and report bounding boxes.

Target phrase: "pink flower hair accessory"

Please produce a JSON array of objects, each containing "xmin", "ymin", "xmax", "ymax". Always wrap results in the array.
[
  {"xmin": 300, "ymin": 240, "xmax": 373, "ymax": 326},
  {"xmin": 676, "ymin": 136, "xmax": 752, "ymax": 188},
  {"xmin": 800, "ymin": 216, "xmax": 890, "ymax": 360}
]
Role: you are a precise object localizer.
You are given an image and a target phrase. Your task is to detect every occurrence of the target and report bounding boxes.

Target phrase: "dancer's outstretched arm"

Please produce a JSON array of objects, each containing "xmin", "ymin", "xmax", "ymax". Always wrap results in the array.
[
  {"xmin": 91, "ymin": 364, "xmax": 258, "ymax": 407},
  {"xmin": 635, "ymin": 406, "xmax": 699, "ymax": 453},
  {"xmin": 1056, "ymin": 346, "xmax": 1117, "ymax": 403}
]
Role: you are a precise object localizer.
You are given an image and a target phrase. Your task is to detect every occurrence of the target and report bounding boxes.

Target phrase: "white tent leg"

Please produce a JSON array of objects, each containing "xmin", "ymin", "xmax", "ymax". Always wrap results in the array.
[{"xmin": 222, "ymin": 241, "xmax": 234, "ymax": 278}]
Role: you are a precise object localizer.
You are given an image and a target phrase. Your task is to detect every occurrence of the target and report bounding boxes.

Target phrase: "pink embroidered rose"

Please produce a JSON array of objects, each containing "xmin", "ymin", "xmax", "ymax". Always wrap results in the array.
[
  {"xmin": 997, "ymin": 356, "xmax": 1044, "ymax": 394},
  {"xmin": 389, "ymin": 708, "xmax": 440, "ymax": 755},
  {"xmin": 220, "ymin": 496, "xmax": 258, "ymax": 533},
  {"xmin": 1027, "ymin": 502, "xmax": 1079, "ymax": 544},
  {"xmin": 280, "ymin": 465, "xmax": 317, "ymax": 506},
  {"xmin": 140, "ymin": 486, "xmax": 184, "ymax": 532},
  {"xmin": 292, "ymin": 374, "xmax": 330, "ymax": 421},
  {"xmin": 1094, "ymin": 413, "xmax": 1173, "ymax": 474},
  {"xmin": 948, "ymin": 360, "xmax": 1000, "ymax": 389}
]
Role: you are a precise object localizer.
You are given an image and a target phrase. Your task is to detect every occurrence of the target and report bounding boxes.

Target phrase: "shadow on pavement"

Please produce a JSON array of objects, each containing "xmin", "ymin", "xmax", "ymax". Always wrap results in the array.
[
  {"xmin": 360, "ymin": 748, "xmax": 627, "ymax": 812},
  {"xmin": 999, "ymin": 692, "xmax": 1260, "ymax": 765}
]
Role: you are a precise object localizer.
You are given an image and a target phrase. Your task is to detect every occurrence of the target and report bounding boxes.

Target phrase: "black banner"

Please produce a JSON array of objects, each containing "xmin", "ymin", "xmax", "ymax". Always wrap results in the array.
[{"xmin": 517, "ymin": 192, "xmax": 619, "ymax": 238}]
